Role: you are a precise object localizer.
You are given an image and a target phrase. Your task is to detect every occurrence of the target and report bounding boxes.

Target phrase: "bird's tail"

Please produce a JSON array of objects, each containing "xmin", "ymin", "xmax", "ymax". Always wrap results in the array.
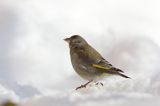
[
  {"xmin": 110, "ymin": 67, "xmax": 131, "ymax": 79},
  {"xmin": 118, "ymin": 73, "xmax": 131, "ymax": 79},
  {"xmin": 112, "ymin": 67, "xmax": 124, "ymax": 73}
]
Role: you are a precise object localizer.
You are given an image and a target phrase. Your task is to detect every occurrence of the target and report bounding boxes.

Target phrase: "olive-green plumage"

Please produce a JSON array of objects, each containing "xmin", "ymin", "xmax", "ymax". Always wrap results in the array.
[{"xmin": 64, "ymin": 35, "xmax": 130, "ymax": 81}]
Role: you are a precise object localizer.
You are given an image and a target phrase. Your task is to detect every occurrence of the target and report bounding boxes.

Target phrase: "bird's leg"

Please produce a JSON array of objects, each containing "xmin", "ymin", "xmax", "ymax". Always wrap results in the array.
[{"xmin": 76, "ymin": 80, "xmax": 93, "ymax": 90}]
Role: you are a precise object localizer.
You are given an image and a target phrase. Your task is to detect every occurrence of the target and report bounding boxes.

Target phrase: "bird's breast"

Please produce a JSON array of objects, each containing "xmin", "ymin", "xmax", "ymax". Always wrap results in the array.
[{"xmin": 70, "ymin": 52, "xmax": 103, "ymax": 80}]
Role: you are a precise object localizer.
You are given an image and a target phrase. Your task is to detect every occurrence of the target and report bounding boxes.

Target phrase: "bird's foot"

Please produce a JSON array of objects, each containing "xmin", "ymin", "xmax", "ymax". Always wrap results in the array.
[
  {"xmin": 76, "ymin": 80, "xmax": 93, "ymax": 90},
  {"xmin": 95, "ymin": 82, "xmax": 104, "ymax": 86},
  {"xmin": 76, "ymin": 84, "xmax": 86, "ymax": 90}
]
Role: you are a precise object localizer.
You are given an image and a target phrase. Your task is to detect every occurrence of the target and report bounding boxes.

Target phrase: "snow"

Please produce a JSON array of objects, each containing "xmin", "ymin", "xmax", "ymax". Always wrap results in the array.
[{"xmin": 0, "ymin": 0, "xmax": 160, "ymax": 106}]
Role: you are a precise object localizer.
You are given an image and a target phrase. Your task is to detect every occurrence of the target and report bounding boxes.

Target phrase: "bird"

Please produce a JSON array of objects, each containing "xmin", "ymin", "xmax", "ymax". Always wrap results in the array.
[{"xmin": 64, "ymin": 35, "xmax": 130, "ymax": 90}]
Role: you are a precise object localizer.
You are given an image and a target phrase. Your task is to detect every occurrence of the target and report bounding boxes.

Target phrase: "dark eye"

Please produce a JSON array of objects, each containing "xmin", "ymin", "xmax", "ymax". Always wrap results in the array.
[{"xmin": 76, "ymin": 40, "xmax": 81, "ymax": 43}]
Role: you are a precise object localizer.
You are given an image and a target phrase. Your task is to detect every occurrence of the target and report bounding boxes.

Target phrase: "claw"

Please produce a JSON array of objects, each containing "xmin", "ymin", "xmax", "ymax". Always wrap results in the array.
[
  {"xmin": 75, "ymin": 80, "xmax": 93, "ymax": 90},
  {"xmin": 100, "ymin": 82, "xmax": 104, "ymax": 86},
  {"xmin": 76, "ymin": 85, "xmax": 86, "ymax": 90},
  {"xmin": 95, "ymin": 82, "xmax": 104, "ymax": 86}
]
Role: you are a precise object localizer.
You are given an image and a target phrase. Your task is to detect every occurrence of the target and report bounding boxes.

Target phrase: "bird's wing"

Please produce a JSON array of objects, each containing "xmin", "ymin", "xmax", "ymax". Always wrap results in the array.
[
  {"xmin": 92, "ymin": 58, "xmax": 124, "ymax": 73},
  {"xmin": 92, "ymin": 58, "xmax": 112, "ymax": 71},
  {"xmin": 74, "ymin": 45, "xmax": 124, "ymax": 73},
  {"xmin": 80, "ymin": 46, "xmax": 117, "ymax": 71}
]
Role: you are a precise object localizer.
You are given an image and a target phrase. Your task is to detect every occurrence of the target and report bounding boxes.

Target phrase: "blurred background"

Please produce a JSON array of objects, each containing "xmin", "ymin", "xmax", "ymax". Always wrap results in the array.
[{"xmin": 0, "ymin": 0, "xmax": 160, "ymax": 106}]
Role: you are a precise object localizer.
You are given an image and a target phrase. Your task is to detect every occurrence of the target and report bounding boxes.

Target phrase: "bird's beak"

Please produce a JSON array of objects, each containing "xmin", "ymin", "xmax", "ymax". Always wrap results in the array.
[{"xmin": 64, "ymin": 38, "xmax": 70, "ymax": 43}]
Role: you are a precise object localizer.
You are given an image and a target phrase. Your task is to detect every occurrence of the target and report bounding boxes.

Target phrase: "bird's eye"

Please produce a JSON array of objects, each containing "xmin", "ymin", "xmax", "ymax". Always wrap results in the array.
[{"xmin": 76, "ymin": 41, "xmax": 81, "ymax": 43}]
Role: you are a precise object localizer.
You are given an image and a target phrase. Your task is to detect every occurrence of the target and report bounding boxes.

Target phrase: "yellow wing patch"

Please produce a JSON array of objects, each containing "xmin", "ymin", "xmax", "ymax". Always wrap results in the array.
[{"xmin": 92, "ymin": 64, "xmax": 110, "ymax": 70}]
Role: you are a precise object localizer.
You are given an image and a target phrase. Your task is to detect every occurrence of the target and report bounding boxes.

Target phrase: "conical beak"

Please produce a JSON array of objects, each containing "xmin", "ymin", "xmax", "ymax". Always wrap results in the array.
[{"xmin": 64, "ymin": 38, "xmax": 70, "ymax": 43}]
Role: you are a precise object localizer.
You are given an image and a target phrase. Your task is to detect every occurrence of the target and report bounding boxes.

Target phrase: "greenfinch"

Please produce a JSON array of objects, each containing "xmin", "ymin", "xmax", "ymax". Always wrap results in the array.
[{"xmin": 64, "ymin": 35, "xmax": 130, "ymax": 90}]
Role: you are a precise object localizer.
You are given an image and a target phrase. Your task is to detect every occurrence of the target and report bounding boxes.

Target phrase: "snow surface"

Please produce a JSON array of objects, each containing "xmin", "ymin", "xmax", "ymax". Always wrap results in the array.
[{"xmin": 0, "ymin": 0, "xmax": 160, "ymax": 106}]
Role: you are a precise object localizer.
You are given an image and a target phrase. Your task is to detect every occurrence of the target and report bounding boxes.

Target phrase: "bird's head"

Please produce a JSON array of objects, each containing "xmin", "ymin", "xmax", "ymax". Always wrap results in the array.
[{"xmin": 64, "ymin": 35, "xmax": 88, "ymax": 48}]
